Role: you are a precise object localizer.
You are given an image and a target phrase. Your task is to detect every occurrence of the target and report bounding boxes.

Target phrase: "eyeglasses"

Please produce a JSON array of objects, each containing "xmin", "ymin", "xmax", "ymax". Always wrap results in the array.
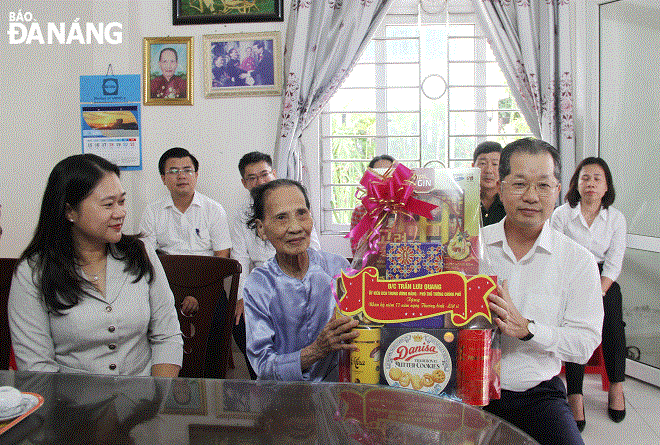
[
  {"xmin": 244, "ymin": 170, "xmax": 273, "ymax": 184},
  {"xmin": 165, "ymin": 168, "xmax": 196, "ymax": 176},
  {"xmin": 502, "ymin": 180, "xmax": 558, "ymax": 198}
]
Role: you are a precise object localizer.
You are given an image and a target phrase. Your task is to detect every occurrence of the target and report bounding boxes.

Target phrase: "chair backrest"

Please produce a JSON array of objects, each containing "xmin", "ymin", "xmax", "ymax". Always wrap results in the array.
[
  {"xmin": 158, "ymin": 255, "xmax": 240, "ymax": 378},
  {"xmin": 0, "ymin": 258, "xmax": 18, "ymax": 370}
]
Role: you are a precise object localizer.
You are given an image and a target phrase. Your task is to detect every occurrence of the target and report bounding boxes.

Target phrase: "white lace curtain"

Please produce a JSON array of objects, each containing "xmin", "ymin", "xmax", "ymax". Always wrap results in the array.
[
  {"xmin": 274, "ymin": 0, "xmax": 392, "ymax": 182},
  {"xmin": 472, "ymin": 0, "xmax": 576, "ymax": 185}
]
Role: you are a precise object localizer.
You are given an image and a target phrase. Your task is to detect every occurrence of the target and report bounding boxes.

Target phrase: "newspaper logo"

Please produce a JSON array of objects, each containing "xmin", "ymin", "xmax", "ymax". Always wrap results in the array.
[{"xmin": 8, "ymin": 11, "xmax": 122, "ymax": 44}]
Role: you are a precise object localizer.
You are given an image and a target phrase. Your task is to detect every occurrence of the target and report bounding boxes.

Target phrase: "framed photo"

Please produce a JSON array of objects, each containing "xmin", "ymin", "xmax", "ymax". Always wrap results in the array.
[
  {"xmin": 162, "ymin": 379, "xmax": 207, "ymax": 415},
  {"xmin": 215, "ymin": 380, "xmax": 271, "ymax": 419},
  {"xmin": 203, "ymin": 32, "xmax": 281, "ymax": 98},
  {"xmin": 189, "ymin": 425, "xmax": 265, "ymax": 445},
  {"xmin": 173, "ymin": 0, "xmax": 284, "ymax": 25},
  {"xmin": 143, "ymin": 37, "xmax": 193, "ymax": 105}
]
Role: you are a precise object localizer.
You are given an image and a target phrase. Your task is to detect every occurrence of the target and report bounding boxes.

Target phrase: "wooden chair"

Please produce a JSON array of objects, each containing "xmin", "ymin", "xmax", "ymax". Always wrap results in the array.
[
  {"xmin": 158, "ymin": 255, "xmax": 241, "ymax": 379},
  {"xmin": 0, "ymin": 258, "xmax": 18, "ymax": 370}
]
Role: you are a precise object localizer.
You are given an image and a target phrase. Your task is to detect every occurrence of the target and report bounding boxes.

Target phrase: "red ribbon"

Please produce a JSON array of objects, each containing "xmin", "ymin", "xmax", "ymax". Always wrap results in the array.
[{"xmin": 346, "ymin": 163, "xmax": 437, "ymax": 262}]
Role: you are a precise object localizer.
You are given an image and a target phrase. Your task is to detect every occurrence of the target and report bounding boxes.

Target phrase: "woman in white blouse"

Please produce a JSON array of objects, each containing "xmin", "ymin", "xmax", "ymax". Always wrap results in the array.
[
  {"xmin": 551, "ymin": 157, "xmax": 627, "ymax": 429},
  {"xmin": 9, "ymin": 154, "xmax": 183, "ymax": 377}
]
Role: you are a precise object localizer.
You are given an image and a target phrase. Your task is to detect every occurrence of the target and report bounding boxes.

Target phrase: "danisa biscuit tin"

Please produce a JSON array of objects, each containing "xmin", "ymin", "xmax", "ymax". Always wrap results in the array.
[{"xmin": 380, "ymin": 327, "xmax": 457, "ymax": 397}]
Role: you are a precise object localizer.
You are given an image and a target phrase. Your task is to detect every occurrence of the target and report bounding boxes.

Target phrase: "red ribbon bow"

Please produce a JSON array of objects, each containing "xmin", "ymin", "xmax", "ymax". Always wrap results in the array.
[{"xmin": 346, "ymin": 163, "xmax": 437, "ymax": 264}]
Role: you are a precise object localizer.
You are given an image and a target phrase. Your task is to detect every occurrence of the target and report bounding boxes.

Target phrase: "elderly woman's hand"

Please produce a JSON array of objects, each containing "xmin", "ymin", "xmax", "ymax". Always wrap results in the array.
[{"xmin": 300, "ymin": 315, "xmax": 359, "ymax": 371}]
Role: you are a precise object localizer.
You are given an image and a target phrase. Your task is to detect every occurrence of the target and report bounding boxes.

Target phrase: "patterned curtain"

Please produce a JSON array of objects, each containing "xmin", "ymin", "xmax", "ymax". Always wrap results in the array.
[
  {"xmin": 274, "ymin": 0, "xmax": 392, "ymax": 182},
  {"xmin": 472, "ymin": 0, "xmax": 575, "ymax": 186}
]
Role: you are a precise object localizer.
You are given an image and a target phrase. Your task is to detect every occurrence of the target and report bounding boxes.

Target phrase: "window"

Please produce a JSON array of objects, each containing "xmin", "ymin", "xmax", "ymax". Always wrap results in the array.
[{"xmin": 319, "ymin": 1, "xmax": 532, "ymax": 233}]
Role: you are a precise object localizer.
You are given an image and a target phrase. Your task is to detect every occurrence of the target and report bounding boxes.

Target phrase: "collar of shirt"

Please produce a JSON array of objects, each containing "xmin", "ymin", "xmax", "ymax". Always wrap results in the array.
[
  {"xmin": 485, "ymin": 218, "xmax": 554, "ymax": 263},
  {"xmin": 570, "ymin": 202, "xmax": 608, "ymax": 227},
  {"xmin": 267, "ymin": 248, "xmax": 319, "ymax": 280},
  {"xmin": 163, "ymin": 192, "xmax": 201, "ymax": 213}
]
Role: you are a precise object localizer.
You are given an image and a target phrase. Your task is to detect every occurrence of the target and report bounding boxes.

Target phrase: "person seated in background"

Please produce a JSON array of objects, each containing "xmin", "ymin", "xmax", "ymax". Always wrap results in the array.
[
  {"xmin": 9, "ymin": 154, "xmax": 182, "ymax": 376},
  {"xmin": 244, "ymin": 179, "xmax": 358, "ymax": 381},
  {"xmin": 140, "ymin": 147, "xmax": 231, "ymax": 260},
  {"xmin": 551, "ymin": 157, "xmax": 628, "ymax": 429},
  {"xmin": 140, "ymin": 147, "xmax": 232, "ymax": 378},
  {"xmin": 481, "ymin": 138, "xmax": 603, "ymax": 445},
  {"xmin": 230, "ymin": 152, "xmax": 321, "ymax": 379},
  {"xmin": 349, "ymin": 154, "xmax": 395, "ymax": 255},
  {"xmin": 472, "ymin": 141, "xmax": 505, "ymax": 226}
]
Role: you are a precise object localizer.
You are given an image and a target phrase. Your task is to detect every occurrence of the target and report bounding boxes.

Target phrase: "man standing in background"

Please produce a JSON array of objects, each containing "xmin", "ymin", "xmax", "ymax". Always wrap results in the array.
[{"xmin": 473, "ymin": 141, "xmax": 505, "ymax": 226}]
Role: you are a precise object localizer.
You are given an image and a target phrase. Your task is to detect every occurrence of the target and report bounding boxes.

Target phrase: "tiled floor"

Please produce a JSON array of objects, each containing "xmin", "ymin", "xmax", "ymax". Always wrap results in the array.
[
  {"xmin": 574, "ymin": 374, "xmax": 660, "ymax": 445},
  {"xmin": 227, "ymin": 343, "xmax": 660, "ymax": 444}
]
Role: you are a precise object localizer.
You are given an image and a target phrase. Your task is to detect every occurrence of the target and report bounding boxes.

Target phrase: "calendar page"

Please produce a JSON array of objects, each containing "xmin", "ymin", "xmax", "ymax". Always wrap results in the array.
[{"xmin": 81, "ymin": 104, "xmax": 141, "ymax": 168}]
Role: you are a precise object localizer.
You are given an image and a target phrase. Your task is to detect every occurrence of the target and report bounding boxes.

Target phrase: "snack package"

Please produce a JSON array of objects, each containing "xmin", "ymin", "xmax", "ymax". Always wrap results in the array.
[
  {"xmin": 337, "ymin": 164, "xmax": 500, "ymax": 405},
  {"xmin": 380, "ymin": 328, "xmax": 458, "ymax": 398},
  {"xmin": 456, "ymin": 329, "xmax": 501, "ymax": 406},
  {"xmin": 351, "ymin": 166, "xmax": 480, "ymax": 276}
]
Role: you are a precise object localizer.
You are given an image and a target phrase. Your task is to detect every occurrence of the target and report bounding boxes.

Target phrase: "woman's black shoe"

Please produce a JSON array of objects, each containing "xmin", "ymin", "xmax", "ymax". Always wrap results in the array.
[
  {"xmin": 608, "ymin": 394, "xmax": 626, "ymax": 423},
  {"xmin": 608, "ymin": 406, "xmax": 626, "ymax": 422},
  {"xmin": 576, "ymin": 404, "xmax": 586, "ymax": 432}
]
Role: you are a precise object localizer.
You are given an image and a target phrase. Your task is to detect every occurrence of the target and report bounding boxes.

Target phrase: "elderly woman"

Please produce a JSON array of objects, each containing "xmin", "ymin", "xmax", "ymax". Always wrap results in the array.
[
  {"xmin": 244, "ymin": 179, "xmax": 358, "ymax": 381},
  {"xmin": 551, "ymin": 157, "xmax": 627, "ymax": 429},
  {"xmin": 9, "ymin": 154, "xmax": 182, "ymax": 376}
]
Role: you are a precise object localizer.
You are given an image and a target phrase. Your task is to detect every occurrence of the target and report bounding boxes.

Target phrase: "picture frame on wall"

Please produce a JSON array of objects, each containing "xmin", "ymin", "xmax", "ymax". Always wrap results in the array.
[
  {"xmin": 143, "ymin": 36, "xmax": 193, "ymax": 105},
  {"xmin": 173, "ymin": 0, "xmax": 284, "ymax": 25},
  {"xmin": 203, "ymin": 32, "xmax": 282, "ymax": 98}
]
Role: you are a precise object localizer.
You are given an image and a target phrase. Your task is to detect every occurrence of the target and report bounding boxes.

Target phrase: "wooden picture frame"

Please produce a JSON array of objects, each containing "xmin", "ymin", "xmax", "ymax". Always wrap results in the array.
[
  {"xmin": 173, "ymin": 0, "xmax": 284, "ymax": 25},
  {"xmin": 203, "ymin": 32, "xmax": 281, "ymax": 98},
  {"xmin": 143, "ymin": 36, "xmax": 193, "ymax": 105}
]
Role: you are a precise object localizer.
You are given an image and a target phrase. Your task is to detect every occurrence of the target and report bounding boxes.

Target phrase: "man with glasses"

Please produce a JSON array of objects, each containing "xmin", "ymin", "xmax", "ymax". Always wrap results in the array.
[
  {"xmin": 472, "ymin": 141, "xmax": 505, "ymax": 226},
  {"xmin": 140, "ymin": 147, "xmax": 231, "ymax": 258},
  {"xmin": 230, "ymin": 152, "xmax": 320, "ymax": 379},
  {"xmin": 140, "ymin": 147, "xmax": 232, "ymax": 378},
  {"xmin": 480, "ymin": 138, "xmax": 603, "ymax": 445}
]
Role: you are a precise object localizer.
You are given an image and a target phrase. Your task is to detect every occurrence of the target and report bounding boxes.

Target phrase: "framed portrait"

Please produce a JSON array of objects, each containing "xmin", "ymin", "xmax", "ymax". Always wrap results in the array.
[
  {"xmin": 162, "ymin": 379, "xmax": 207, "ymax": 415},
  {"xmin": 189, "ymin": 425, "xmax": 265, "ymax": 445},
  {"xmin": 203, "ymin": 32, "xmax": 282, "ymax": 98},
  {"xmin": 215, "ymin": 380, "xmax": 271, "ymax": 419},
  {"xmin": 173, "ymin": 0, "xmax": 284, "ymax": 25},
  {"xmin": 143, "ymin": 37, "xmax": 193, "ymax": 105}
]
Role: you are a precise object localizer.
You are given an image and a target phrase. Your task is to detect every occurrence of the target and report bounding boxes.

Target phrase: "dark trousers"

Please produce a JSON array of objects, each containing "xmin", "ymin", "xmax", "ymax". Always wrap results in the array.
[
  {"xmin": 205, "ymin": 291, "xmax": 256, "ymax": 379},
  {"xmin": 484, "ymin": 376, "xmax": 584, "ymax": 445},
  {"xmin": 566, "ymin": 267, "xmax": 626, "ymax": 395}
]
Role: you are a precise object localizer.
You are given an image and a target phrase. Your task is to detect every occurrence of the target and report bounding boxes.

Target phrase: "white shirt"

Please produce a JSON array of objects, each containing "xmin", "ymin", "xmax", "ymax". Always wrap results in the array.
[
  {"xmin": 480, "ymin": 219, "xmax": 603, "ymax": 392},
  {"xmin": 550, "ymin": 203, "xmax": 626, "ymax": 282},
  {"xmin": 230, "ymin": 200, "xmax": 321, "ymax": 301},
  {"xmin": 140, "ymin": 191, "xmax": 231, "ymax": 256}
]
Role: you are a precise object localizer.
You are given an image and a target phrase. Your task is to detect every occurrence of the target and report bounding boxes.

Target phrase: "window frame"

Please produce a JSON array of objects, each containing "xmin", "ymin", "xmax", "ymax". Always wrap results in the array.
[{"xmin": 319, "ymin": 7, "xmax": 531, "ymax": 234}]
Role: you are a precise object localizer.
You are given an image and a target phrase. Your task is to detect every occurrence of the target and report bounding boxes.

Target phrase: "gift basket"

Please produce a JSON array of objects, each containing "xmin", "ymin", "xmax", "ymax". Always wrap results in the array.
[{"xmin": 335, "ymin": 162, "xmax": 500, "ymax": 406}]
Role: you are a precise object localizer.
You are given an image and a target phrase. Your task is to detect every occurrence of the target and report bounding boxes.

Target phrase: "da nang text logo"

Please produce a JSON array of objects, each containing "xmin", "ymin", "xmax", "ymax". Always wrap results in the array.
[{"xmin": 7, "ymin": 10, "xmax": 122, "ymax": 44}]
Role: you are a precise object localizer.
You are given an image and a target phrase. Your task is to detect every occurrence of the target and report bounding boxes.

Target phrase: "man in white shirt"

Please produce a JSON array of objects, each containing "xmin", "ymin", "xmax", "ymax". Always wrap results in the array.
[
  {"xmin": 140, "ymin": 147, "xmax": 231, "ymax": 258},
  {"xmin": 481, "ymin": 138, "xmax": 603, "ymax": 445},
  {"xmin": 140, "ymin": 147, "xmax": 232, "ymax": 377},
  {"xmin": 230, "ymin": 152, "xmax": 321, "ymax": 379}
]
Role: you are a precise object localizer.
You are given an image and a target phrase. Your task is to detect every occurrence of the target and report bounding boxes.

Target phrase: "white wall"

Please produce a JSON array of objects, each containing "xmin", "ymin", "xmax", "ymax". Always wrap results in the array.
[{"xmin": 0, "ymin": 0, "xmax": 287, "ymax": 258}]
